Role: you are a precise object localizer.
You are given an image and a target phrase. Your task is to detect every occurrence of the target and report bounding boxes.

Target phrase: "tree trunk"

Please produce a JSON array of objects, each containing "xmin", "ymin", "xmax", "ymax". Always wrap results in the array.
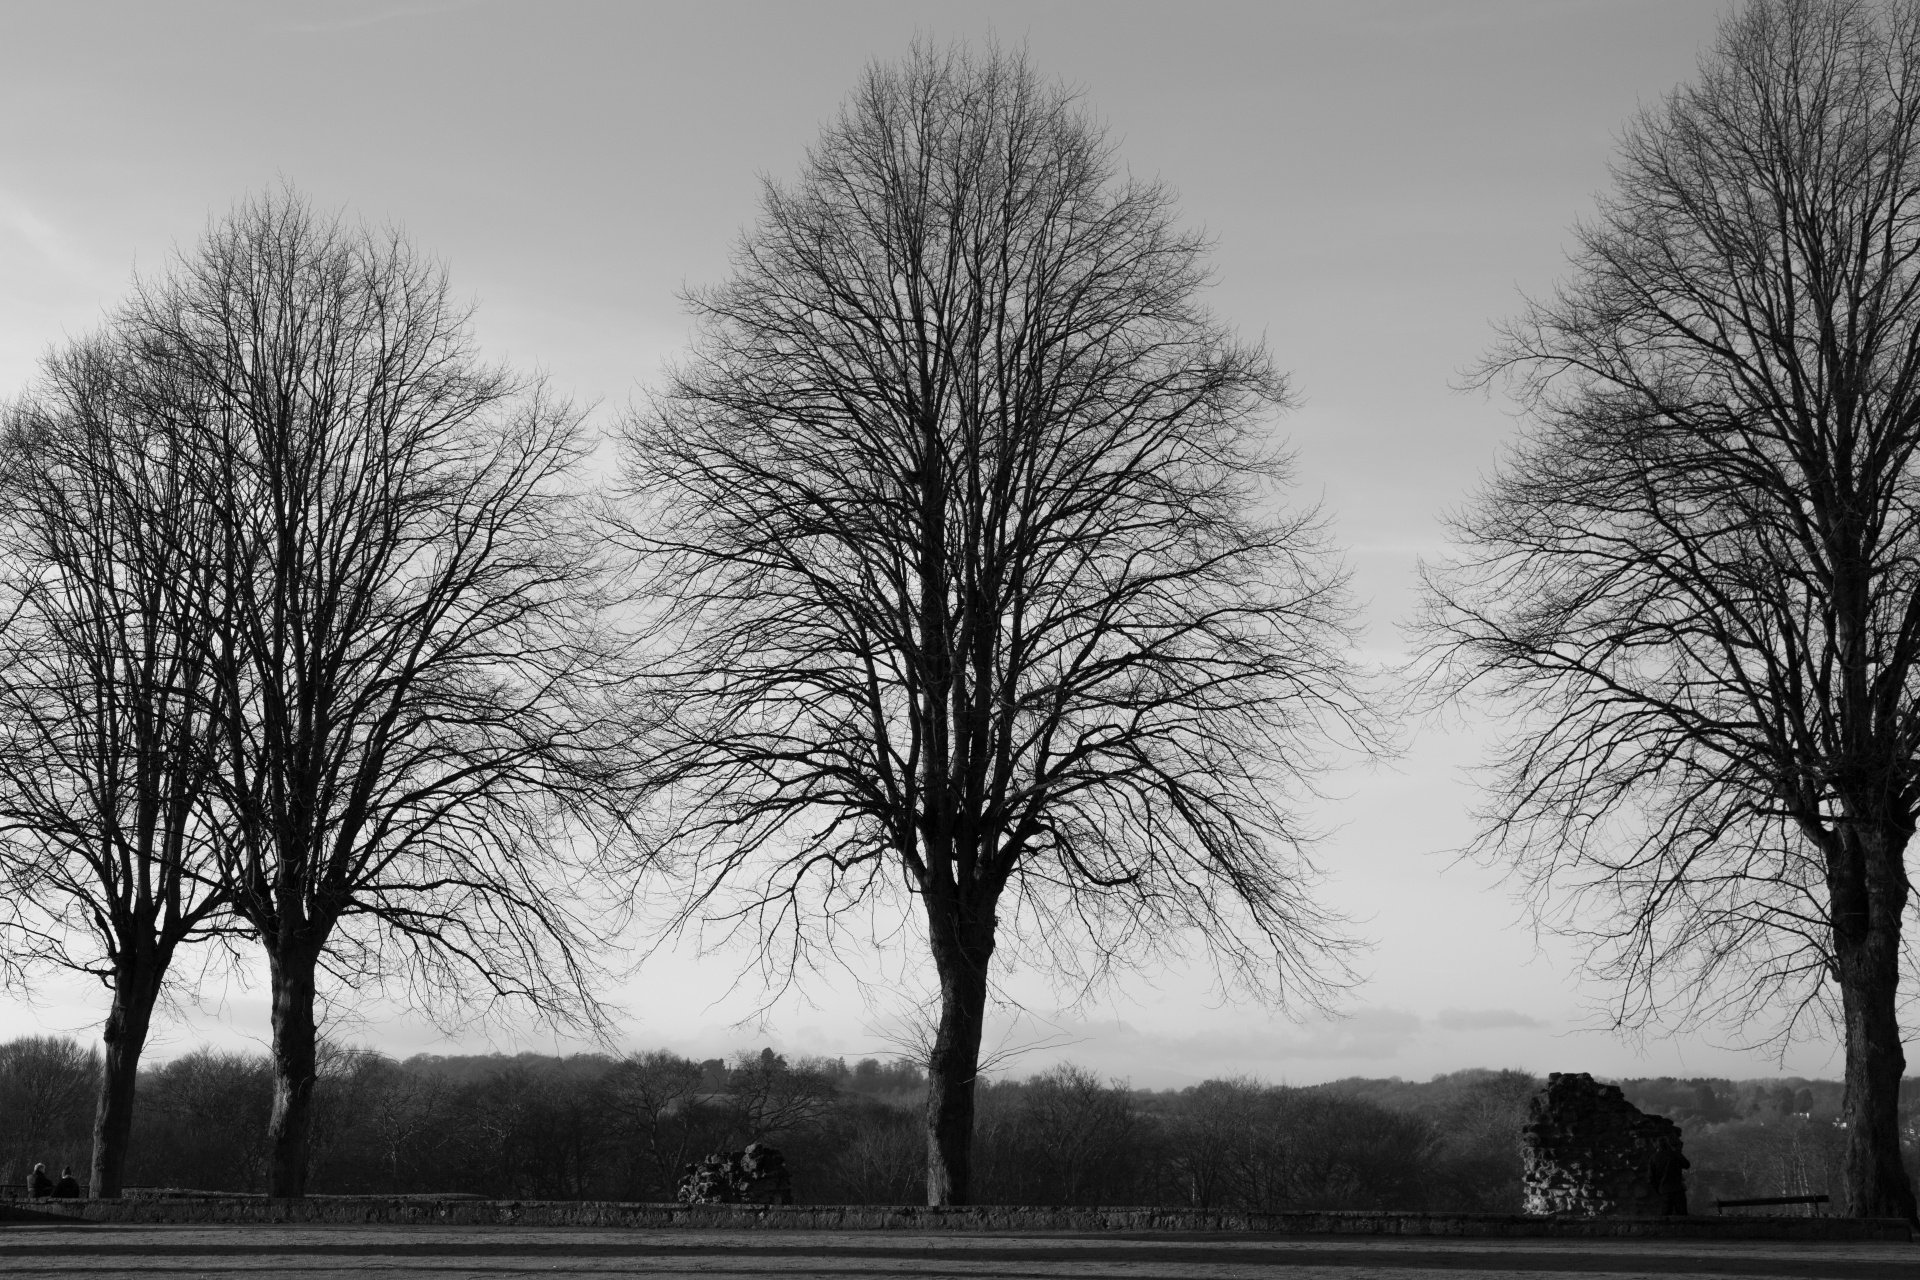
[
  {"xmin": 265, "ymin": 941, "xmax": 321, "ymax": 1198},
  {"xmin": 1828, "ymin": 824, "xmax": 1917, "ymax": 1221},
  {"xmin": 925, "ymin": 912, "xmax": 994, "ymax": 1206},
  {"xmin": 89, "ymin": 957, "xmax": 163, "ymax": 1199}
]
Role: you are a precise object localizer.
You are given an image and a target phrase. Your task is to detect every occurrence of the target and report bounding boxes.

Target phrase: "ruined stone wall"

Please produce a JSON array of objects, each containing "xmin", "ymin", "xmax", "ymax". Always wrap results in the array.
[
  {"xmin": 677, "ymin": 1143, "xmax": 792, "ymax": 1205},
  {"xmin": 1522, "ymin": 1072, "xmax": 1688, "ymax": 1216}
]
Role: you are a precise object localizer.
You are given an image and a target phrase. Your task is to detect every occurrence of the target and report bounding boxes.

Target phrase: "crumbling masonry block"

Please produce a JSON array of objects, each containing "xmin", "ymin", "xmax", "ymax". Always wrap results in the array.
[{"xmin": 1521, "ymin": 1072, "xmax": 1688, "ymax": 1216}]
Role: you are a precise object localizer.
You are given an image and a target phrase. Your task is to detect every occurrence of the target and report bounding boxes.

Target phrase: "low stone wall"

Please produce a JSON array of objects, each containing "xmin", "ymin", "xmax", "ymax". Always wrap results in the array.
[{"xmin": 10, "ymin": 1198, "xmax": 1909, "ymax": 1240}]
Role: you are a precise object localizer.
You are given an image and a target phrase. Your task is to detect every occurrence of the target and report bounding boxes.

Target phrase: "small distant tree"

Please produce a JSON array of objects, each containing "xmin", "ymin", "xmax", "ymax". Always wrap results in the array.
[
  {"xmin": 129, "ymin": 1048, "xmax": 275, "ymax": 1193},
  {"xmin": 354, "ymin": 1057, "xmax": 454, "ymax": 1194},
  {"xmin": 603, "ymin": 1049, "xmax": 708, "ymax": 1196},
  {"xmin": 1015, "ymin": 1065, "xmax": 1138, "ymax": 1204},
  {"xmin": 1163, "ymin": 1078, "xmax": 1260, "ymax": 1208},
  {"xmin": 723, "ymin": 1049, "xmax": 839, "ymax": 1145},
  {"xmin": 0, "ymin": 1036, "xmax": 97, "ymax": 1186},
  {"xmin": 1430, "ymin": 1070, "xmax": 1536, "ymax": 1212},
  {"xmin": 124, "ymin": 189, "xmax": 635, "ymax": 1196},
  {"xmin": 1271, "ymin": 1091, "xmax": 1436, "ymax": 1211},
  {"xmin": 624, "ymin": 42, "xmax": 1371, "ymax": 1206},
  {"xmin": 827, "ymin": 1102, "xmax": 925, "ymax": 1204},
  {"xmin": 0, "ymin": 334, "xmax": 231, "ymax": 1197},
  {"xmin": 1424, "ymin": 0, "xmax": 1920, "ymax": 1219}
]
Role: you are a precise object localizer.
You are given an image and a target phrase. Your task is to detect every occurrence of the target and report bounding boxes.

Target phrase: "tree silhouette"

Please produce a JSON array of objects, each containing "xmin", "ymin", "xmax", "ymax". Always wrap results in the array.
[
  {"xmin": 123, "ymin": 190, "xmax": 634, "ymax": 1196},
  {"xmin": 0, "ymin": 334, "xmax": 230, "ymax": 1196},
  {"xmin": 1425, "ymin": 0, "xmax": 1920, "ymax": 1219},
  {"xmin": 624, "ymin": 44, "xmax": 1371, "ymax": 1204}
]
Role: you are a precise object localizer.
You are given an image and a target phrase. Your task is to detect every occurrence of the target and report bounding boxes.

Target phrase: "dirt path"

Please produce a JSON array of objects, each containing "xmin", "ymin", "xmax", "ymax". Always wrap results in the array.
[{"xmin": 1, "ymin": 1225, "xmax": 1916, "ymax": 1279}]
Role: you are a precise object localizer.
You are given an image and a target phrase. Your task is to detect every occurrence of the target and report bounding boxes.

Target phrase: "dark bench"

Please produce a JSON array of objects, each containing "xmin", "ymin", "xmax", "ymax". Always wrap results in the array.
[{"xmin": 1715, "ymin": 1193, "xmax": 1829, "ymax": 1215}]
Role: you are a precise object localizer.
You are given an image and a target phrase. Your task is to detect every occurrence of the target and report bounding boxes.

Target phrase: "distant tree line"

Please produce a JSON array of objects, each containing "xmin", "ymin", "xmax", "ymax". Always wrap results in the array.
[{"xmin": 8, "ymin": 1034, "xmax": 1910, "ymax": 1209}]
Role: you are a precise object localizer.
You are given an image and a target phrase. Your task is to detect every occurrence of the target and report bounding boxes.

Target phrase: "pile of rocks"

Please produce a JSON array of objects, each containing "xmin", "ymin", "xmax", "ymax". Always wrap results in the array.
[
  {"xmin": 1521, "ymin": 1071, "xmax": 1688, "ymax": 1216},
  {"xmin": 676, "ymin": 1143, "xmax": 793, "ymax": 1205}
]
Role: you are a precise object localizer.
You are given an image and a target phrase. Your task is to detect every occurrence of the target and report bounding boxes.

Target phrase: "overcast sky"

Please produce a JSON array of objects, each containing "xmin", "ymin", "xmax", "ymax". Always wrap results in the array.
[{"xmin": 0, "ymin": 0, "xmax": 1859, "ymax": 1087}]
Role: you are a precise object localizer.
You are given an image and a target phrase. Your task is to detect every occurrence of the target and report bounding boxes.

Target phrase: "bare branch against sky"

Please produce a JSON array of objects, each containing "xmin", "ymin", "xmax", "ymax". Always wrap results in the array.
[
  {"xmin": 1422, "ymin": 0, "xmax": 1920, "ymax": 1219},
  {"xmin": 620, "ymin": 43, "xmax": 1378, "ymax": 1204},
  {"xmin": 110, "ymin": 189, "xmax": 639, "ymax": 1196},
  {"xmin": 3, "ymin": 3, "xmax": 1835, "ymax": 1092},
  {"xmin": 0, "ymin": 329, "xmax": 232, "ymax": 1197}
]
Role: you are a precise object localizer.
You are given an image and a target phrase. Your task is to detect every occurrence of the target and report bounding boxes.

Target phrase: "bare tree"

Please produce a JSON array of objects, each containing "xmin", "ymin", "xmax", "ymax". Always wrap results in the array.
[
  {"xmin": 603, "ymin": 1049, "xmax": 709, "ymax": 1196},
  {"xmin": 1423, "ymin": 0, "xmax": 1920, "ymax": 1219},
  {"xmin": 623, "ymin": 45, "xmax": 1370, "ymax": 1205},
  {"xmin": 0, "ymin": 335, "xmax": 230, "ymax": 1197},
  {"xmin": 1016, "ymin": 1065, "xmax": 1136, "ymax": 1205},
  {"xmin": 0, "ymin": 1036, "xmax": 98, "ymax": 1188},
  {"xmin": 1164, "ymin": 1078, "xmax": 1258, "ymax": 1209},
  {"xmin": 124, "ymin": 190, "xmax": 634, "ymax": 1196},
  {"xmin": 722, "ymin": 1049, "xmax": 839, "ymax": 1145},
  {"xmin": 350, "ymin": 1052, "xmax": 453, "ymax": 1193}
]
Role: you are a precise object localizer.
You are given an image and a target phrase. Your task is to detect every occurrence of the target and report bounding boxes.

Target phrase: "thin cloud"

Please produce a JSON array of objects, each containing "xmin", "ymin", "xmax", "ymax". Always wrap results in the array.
[
  {"xmin": 0, "ymin": 191, "xmax": 108, "ymax": 287},
  {"xmin": 1435, "ymin": 1007, "xmax": 1547, "ymax": 1032},
  {"xmin": 1026, "ymin": 1008, "xmax": 1429, "ymax": 1068},
  {"xmin": 284, "ymin": 0, "xmax": 485, "ymax": 35}
]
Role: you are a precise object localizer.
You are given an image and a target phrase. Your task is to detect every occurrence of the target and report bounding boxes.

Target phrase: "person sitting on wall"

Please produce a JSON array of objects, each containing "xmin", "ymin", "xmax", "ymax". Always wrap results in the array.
[
  {"xmin": 52, "ymin": 1167, "xmax": 81, "ymax": 1199},
  {"xmin": 26, "ymin": 1163, "xmax": 52, "ymax": 1198}
]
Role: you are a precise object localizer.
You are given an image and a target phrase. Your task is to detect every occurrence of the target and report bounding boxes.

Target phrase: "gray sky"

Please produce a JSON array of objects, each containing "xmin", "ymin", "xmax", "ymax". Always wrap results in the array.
[{"xmin": 1, "ymin": 0, "xmax": 1853, "ymax": 1086}]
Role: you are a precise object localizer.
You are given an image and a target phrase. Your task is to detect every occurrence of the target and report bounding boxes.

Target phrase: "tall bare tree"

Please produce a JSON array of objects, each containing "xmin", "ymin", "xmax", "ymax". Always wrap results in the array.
[
  {"xmin": 1424, "ymin": 0, "xmax": 1920, "ymax": 1220},
  {"xmin": 124, "ymin": 191, "xmax": 633, "ymax": 1197},
  {"xmin": 624, "ymin": 45, "xmax": 1370, "ymax": 1205},
  {"xmin": 0, "ymin": 336, "xmax": 230, "ymax": 1197}
]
